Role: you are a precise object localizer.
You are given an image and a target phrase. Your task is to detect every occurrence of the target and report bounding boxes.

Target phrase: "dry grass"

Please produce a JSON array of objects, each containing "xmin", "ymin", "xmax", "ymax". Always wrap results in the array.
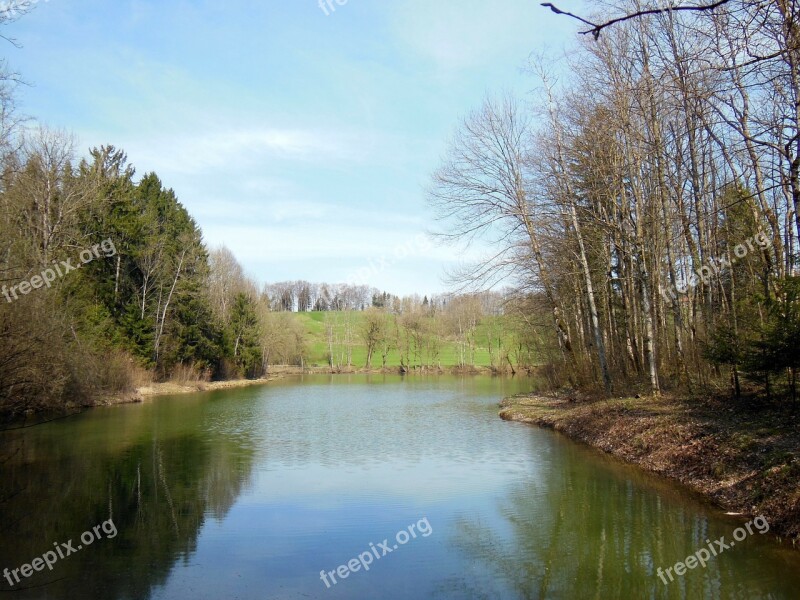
[
  {"xmin": 137, "ymin": 376, "xmax": 278, "ymax": 398},
  {"xmin": 168, "ymin": 363, "xmax": 211, "ymax": 385}
]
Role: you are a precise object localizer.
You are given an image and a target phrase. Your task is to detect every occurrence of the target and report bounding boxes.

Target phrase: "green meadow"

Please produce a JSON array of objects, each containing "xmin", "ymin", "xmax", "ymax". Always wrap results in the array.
[{"xmin": 289, "ymin": 311, "xmax": 504, "ymax": 368}]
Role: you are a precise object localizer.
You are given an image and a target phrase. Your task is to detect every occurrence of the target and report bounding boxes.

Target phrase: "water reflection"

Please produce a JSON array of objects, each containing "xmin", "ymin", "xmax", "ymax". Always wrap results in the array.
[
  {"xmin": 0, "ymin": 394, "xmax": 258, "ymax": 599},
  {"xmin": 1, "ymin": 376, "xmax": 798, "ymax": 600},
  {"xmin": 444, "ymin": 432, "xmax": 800, "ymax": 599}
]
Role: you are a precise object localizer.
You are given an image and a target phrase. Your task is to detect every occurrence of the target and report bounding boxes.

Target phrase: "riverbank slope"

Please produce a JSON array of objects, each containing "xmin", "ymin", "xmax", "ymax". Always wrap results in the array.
[{"xmin": 500, "ymin": 394, "xmax": 800, "ymax": 542}]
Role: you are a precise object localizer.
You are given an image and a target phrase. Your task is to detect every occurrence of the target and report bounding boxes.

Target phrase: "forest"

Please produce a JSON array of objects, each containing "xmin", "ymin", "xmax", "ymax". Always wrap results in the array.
[{"xmin": 429, "ymin": 0, "xmax": 800, "ymax": 401}]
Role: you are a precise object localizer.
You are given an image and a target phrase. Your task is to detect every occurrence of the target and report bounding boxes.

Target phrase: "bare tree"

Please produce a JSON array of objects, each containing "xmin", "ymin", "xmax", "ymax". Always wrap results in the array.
[{"xmin": 428, "ymin": 94, "xmax": 575, "ymax": 363}]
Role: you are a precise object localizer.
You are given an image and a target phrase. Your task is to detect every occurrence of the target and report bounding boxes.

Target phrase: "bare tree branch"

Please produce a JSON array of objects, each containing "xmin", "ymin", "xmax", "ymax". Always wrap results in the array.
[
  {"xmin": 541, "ymin": 0, "xmax": 733, "ymax": 39},
  {"xmin": 0, "ymin": 0, "xmax": 39, "ymax": 47}
]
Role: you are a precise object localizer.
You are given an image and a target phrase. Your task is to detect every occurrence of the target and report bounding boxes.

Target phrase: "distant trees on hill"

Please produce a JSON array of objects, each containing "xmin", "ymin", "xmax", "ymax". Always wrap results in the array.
[{"xmin": 263, "ymin": 281, "xmax": 374, "ymax": 312}]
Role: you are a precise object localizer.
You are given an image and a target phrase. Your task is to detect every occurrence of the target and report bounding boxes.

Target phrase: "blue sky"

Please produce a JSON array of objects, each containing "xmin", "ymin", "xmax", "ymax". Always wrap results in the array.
[{"xmin": 5, "ymin": 0, "xmax": 583, "ymax": 296}]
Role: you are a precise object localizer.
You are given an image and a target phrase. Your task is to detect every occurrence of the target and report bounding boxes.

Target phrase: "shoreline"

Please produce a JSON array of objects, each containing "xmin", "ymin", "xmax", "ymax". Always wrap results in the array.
[
  {"xmin": 136, "ymin": 376, "xmax": 283, "ymax": 398},
  {"xmin": 100, "ymin": 364, "xmax": 513, "ymax": 405},
  {"xmin": 499, "ymin": 393, "xmax": 800, "ymax": 543},
  {"xmin": 84, "ymin": 377, "xmax": 281, "ymax": 409},
  {"xmin": 271, "ymin": 365, "xmax": 513, "ymax": 376}
]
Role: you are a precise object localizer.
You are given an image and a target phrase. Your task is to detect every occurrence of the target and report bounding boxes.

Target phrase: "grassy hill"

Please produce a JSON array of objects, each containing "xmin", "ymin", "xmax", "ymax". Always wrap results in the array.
[{"xmin": 289, "ymin": 311, "xmax": 504, "ymax": 369}]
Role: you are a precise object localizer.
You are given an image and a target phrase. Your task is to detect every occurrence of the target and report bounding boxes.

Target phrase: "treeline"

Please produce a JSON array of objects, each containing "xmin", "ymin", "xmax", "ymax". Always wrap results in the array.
[
  {"xmin": 262, "ymin": 279, "xmax": 496, "ymax": 314},
  {"xmin": 0, "ymin": 129, "xmax": 247, "ymax": 417},
  {"xmin": 263, "ymin": 281, "xmax": 391, "ymax": 312},
  {"xmin": 430, "ymin": 0, "xmax": 800, "ymax": 400}
]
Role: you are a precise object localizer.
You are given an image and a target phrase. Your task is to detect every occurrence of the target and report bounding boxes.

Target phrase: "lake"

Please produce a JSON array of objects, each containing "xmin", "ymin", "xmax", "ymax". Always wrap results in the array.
[{"xmin": 1, "ymin": 375, "xmax": 798, "ymax": 599}]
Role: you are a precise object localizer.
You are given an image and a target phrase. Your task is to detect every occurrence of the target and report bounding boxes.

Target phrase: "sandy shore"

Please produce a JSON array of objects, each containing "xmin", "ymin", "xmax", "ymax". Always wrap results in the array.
[{"xmin": 136, "ymin": 376, "xmax": 282, "ymax": 398}]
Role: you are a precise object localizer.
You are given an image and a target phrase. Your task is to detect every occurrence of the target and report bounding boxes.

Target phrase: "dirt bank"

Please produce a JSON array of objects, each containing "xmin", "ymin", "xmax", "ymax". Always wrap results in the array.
[
  {"xmin": 136, "ymin": 376, "xmax": 281, "ymax": 398},
  {"xmin": 499, "ymin": 394, "xmax": 800, "ymax": 542}
]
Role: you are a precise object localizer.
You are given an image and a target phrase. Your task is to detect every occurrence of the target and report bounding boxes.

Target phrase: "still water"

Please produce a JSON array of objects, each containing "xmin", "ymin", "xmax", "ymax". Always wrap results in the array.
[{"xmin": 1, "ymin": 375, "xmax": 799, "ymax": 599}]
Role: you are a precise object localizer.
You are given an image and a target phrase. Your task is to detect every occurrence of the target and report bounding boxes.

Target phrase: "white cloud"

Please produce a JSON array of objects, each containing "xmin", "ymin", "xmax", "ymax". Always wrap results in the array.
[
  {"xmin": 116, "ymin": 127, "xmax": 363, "ymax": 175},
  {"xmin": 202, "ymin": 221, "xmax": 485, "ymax": 269},
  {"xmin": 390, "ymin": 0, "xmax": 539, "ymax": 72},
  {"xmin": 195, "ymin": 197, "xmax": 331, "ymax": 224}
]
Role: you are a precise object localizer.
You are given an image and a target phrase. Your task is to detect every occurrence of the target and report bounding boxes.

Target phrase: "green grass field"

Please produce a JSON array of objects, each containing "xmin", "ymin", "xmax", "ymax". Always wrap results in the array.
[{"xmin": 290, "ymin": 311, "xmax": 500, "ymax": 368}]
